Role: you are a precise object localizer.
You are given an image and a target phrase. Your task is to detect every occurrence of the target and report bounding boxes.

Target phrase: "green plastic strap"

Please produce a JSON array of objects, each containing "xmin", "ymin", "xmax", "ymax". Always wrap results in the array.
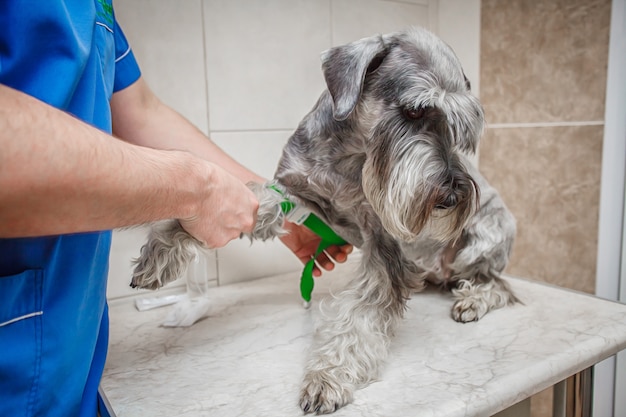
[
  {"xmin": 268, "ymin": 185, "xmax": 347, "ymax": 302},
  {"xmin": 300, "ymin": 214, "xmax": 347, "ymax": 302}
]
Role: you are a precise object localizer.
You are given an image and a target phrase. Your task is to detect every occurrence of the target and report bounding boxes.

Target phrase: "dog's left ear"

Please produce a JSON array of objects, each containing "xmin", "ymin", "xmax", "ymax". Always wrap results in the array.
[{"xmin": 321, "ymin": 35, "xmax": 389, "ymax": 121}]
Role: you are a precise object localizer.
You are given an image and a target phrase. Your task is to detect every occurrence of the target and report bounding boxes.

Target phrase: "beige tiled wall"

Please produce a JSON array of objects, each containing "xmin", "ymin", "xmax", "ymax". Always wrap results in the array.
[
  {"xmin": 481, "ymin": 1, "xmax": 610, "ymax": 125},
  {"xmin": 480, "ymin": 0, "xmax": 611, "ymax": 291},
  {"xmin": 107, "ymin": 0, "xmax": 440, "ymax": 299},
  {"xmin": 479, "ymin": 0, "xmax": 611, "ymax": 415}
]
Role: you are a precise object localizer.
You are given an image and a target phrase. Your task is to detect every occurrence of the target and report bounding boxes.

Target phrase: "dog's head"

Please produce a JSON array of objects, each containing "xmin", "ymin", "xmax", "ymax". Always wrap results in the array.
[{"xmin": 321, "ymin": 27, "xmax": 482, "ymax": 243}]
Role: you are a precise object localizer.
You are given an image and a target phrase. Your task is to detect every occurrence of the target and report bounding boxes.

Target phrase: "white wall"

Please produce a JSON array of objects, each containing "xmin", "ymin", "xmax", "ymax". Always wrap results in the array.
[
  {"xmin": 594, "ymin": 0, "xmax": 626, "ymax": 415},
  {"xmin": 107, "ymin": 0, "xmax": 481, "ymax": 300}
]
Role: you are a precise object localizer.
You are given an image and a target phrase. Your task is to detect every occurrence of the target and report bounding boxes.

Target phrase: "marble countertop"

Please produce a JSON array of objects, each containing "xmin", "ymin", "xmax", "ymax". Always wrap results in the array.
[{"xmin": 102, "ymin": 261, "xmax": 626, "ymax": 417}]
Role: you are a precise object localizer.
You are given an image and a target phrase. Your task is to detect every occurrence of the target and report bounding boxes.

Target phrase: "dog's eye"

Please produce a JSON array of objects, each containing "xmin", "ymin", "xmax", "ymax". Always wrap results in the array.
[{"xmin": 403, "ymin": 106, "xmax": 426, "ymax": 120}]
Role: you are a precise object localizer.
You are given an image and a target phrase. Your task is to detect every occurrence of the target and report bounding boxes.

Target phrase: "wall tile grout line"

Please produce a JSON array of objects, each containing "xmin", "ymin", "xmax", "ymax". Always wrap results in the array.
[
  {"xmin": 486, "ymin": 121, "xmax": 605, "ymax": 129},
  {"xmin": 199, "ymin": 0, "xmax": 222, "ymax": 287},
  {"xmin": 210, "ymin": 128, "xmax": 297, "ymax": 134}
]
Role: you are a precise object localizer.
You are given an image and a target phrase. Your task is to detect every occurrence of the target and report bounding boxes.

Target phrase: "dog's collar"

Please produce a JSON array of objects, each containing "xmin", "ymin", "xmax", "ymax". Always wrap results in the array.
[{"xmin": 268, "ymin": 185, "xmax": 347, "ymax": 306}]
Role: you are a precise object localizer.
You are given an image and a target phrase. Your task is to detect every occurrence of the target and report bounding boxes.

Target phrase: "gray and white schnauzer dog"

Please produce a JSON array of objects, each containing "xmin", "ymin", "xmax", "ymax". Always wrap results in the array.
[{"xmin": 131, "ymin": 27, "xmax": 517, "ymax": 414}]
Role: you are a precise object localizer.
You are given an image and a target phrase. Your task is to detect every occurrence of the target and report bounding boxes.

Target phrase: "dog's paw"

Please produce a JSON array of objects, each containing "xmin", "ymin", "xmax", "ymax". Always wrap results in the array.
[
  {"xmin": 299, "ymin": 371, "xmax": 353, "ymax": 414},
  {"xmin": 130, "ymin": 263, "xmax": 162, "ymax": 290},
  {"xmin": 451, "ymin": 279, "xmax": 516, "ymax": 323},
  {"xmin": 451, "ymin": 297, "xmax": 488, "ymax": 322},
  {"xmin": 130, "ymin": 220, "xmax": 199, "ymax": 290}
]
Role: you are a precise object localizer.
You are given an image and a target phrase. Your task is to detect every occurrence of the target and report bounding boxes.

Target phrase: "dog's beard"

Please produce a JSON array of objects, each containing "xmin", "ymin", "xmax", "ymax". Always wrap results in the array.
[{"xmin": 362, "ymin": 129, "xmax": 478, "ymax": 244}]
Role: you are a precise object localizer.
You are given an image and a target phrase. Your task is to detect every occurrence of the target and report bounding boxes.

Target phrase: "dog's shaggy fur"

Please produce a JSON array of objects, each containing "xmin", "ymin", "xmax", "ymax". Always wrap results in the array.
[{"xmin": 131, "ymin": 27, "xmax": 517, "ymax": 414}]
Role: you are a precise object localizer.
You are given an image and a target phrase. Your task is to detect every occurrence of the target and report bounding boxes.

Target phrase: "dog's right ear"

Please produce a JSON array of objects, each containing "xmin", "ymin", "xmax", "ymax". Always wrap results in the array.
[{"xmin": 321, "ymin": 35, "xmax": 389, "ymax": 121}]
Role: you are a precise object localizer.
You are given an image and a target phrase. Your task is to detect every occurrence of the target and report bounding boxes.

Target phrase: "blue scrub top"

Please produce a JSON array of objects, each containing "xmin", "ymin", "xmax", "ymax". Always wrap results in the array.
[{"xmin": 0, "ymin": 1, "xmax": 141, "ymax": 416}]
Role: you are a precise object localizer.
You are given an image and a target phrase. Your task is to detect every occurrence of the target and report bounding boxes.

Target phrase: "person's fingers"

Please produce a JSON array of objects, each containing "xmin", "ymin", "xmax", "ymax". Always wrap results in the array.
[
  {"xmin": 312, "ymin": 265, "xmax": 322, "ymax": 277},
  {"xmin": 310, "ymin": 244, "xmax": 355, "ymax": 277},
  {"xmin": 242, "ymin": 192, "xmax": 259, "ymax": 235},
  {"xmin": 311, "ymin": 260, "xmax": 331, "ymax": 277},
  {"xmin": 325, "ymin": 244, "xmax": 353, "ymax": 263},
  {"xmin": 315, "ymin": 251, "xmax": 335, "ymax": 272},
  {"xmin": 323, "ymin": 245, "xmax": 341, "ymax": 262},
  {"xmin": 180, "ymin": 163, "xmax": 258, "ymax": 247}
]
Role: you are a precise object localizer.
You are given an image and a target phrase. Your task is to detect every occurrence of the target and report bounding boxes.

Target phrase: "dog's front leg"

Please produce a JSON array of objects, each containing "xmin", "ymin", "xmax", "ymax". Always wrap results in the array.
[
  {"xmin": 244, "ymin": 181, "xmax": 289, "ymax": 241},
  {"xmin": 131, "ymin": 182, "xmax": 288, "ymax": 290},
  {"xmin": 447, "ymin": 194, "xmax": 518, "ymax": 322},
  {"xmin": 130, "ymin": 219, "xmax": 203, "ymax": 290},
  {"xmin": 299, "ymin": 236, "xmax": 421, "ymax": 414}
]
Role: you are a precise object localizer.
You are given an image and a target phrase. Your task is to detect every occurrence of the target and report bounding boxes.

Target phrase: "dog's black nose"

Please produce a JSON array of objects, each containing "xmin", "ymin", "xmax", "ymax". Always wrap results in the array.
[{"xmin": 435, "ymin": 193, "xmax": 457, "ymax": 210}]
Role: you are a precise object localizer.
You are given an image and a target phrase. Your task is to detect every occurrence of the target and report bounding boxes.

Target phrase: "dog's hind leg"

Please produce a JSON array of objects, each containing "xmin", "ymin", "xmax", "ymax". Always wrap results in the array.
[{"xmin": 299, "ymin": 234, "xmax": 422, "ymax": 414}]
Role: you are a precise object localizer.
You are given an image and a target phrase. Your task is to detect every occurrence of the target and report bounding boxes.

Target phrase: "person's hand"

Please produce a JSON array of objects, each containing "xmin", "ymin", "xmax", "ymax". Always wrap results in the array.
[
  {"xmin": 280, "ymin": 221, "xmax": 353, "ymax": 277},
  {"xmin": 179, "ymin": 162, "xmax": 258, "ymax": 248}
]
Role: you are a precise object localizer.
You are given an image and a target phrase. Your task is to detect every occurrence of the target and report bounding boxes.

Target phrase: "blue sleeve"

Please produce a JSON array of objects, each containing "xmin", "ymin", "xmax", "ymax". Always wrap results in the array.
[{"xmin": 113, "ymin": 20, "xmax": 141, "ymax": 92}]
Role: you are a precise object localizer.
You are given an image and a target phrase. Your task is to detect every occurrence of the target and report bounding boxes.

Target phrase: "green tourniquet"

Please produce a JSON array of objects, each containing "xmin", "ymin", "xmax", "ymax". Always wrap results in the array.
[
  {"xmin": 279, "ymin": 199, "xmax": 296, "ymax": 215},
  {"xmin": 299, "ymin": 213, "xmax": 347, "ymax": 301},
  {"xmin": 269, "ymin": 185, "xmax": 347, "ymax": 302}
]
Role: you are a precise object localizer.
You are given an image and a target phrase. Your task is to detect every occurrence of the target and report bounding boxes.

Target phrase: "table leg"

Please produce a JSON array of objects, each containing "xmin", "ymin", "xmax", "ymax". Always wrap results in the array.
[{"xmin": 553, "ymin": 367, "xmax": 593, "ymax": 417}]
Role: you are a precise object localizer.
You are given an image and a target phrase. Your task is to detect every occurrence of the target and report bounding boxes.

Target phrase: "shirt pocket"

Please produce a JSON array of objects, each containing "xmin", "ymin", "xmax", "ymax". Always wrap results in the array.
[{"xmin": 0, "ymin": 269, "xmax": 44, "ymax": 417}]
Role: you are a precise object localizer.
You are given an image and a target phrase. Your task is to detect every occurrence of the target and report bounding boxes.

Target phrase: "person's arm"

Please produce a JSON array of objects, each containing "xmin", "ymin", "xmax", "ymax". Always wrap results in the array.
[
  {"xmin": 0, "ymin": 83, "xmax": 257, "ymax": 247},
  {"xmin": 110, "ymin": 77, "xmax": 264, "ymax": 184},
  {"xmin": 110, "ymin": 78, "xmax": 352, "ymax": 274}
]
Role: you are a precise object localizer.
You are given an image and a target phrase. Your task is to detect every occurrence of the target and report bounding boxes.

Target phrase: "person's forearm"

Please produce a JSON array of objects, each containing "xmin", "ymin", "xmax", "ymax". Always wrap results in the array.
[
  {"xmin": 110, "ymin": 78, "xmax": 265, "ymax": 185},
  {"xmin": 0, "ymin": 83, "xmax": 207, "ymax": 237}
]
